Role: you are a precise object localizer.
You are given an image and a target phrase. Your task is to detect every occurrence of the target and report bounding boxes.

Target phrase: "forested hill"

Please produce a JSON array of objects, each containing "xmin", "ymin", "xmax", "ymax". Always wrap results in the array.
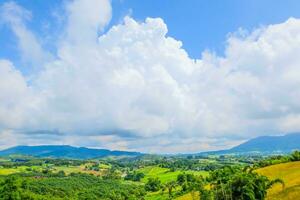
[
  {"xmin": 0, "ymin": 145, "xmax": 142, "ymax": 159},
  {"xmin": 229, "ymin": 133, "xmax": 300, "ymax": 153},
  {"xmin": 199, "ymin": 133, "xmax": 300, "ymax": 155}
]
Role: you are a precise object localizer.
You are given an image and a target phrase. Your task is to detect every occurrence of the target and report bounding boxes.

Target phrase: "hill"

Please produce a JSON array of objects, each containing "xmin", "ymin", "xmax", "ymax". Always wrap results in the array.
[
  {"xmin": 229, "ymin": 133, "xmax": 300, "ymax": 153},
  {"xmin": 198, "ymin": 133, "xmax": 300, "ymax": 155},
  {"xmin": 257, "ymin": 161, "xmax": 300, "ymax": 200},
  {"xmin": 0, "ymin": 145, "xmax": 142, "ymax": 159}
]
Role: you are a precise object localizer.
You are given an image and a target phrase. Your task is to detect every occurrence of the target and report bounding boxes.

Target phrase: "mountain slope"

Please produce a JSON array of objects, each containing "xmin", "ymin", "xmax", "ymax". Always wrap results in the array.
[
  {"xmin": 0, "ymin": 145, "xmax": 142, "ymax": 159},
  {"xmin": 229, "ymin": 133, "xmax": 300, "ymax": 153},
  {"xmin": 197, "ymin": 133, "xmax": 300, "ymax": 155}
]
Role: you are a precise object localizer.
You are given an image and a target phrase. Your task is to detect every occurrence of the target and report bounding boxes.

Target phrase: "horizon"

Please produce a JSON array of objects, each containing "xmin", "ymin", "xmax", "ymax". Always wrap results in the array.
[{"xmin": 1, "ymin": 0, "xmax": 300, "ymax": 153}]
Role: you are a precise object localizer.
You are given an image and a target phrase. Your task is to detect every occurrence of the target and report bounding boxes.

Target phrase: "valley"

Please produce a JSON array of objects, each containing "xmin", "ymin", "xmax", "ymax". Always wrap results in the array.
[{"xmin": 0, "ymin": 147, "xmax": 299, "ymax": 199}]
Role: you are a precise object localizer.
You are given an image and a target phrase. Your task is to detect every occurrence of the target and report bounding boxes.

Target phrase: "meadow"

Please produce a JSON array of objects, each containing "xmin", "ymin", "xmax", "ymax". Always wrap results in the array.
[
  {"xmin": 138, "ymin": 166, "xmax": 208, "ymax": 184},
  {"xmin": 257, "ymin": 161, "xmax": 300, "ymax": 200}
]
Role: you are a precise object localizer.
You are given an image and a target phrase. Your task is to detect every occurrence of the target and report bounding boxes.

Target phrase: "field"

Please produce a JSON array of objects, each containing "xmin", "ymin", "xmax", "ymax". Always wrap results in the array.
[
  {"xmin": 138, "ymin": 166, "xmax": 208, "ymax": 184},
  {"xmin": 176, "ymin": 191, "xmax": 199, "ymax": 200},
  {"xmin": 0, "ymin": 166, "xmax": 29, "ymax": 175},
  {"xmin": 1, "ymin": 154, "xmax": 298, "ymax": 200},
  {"xmin": 257, "ymin": 161, "xmax": 300, "ymax": 200},
  {"xmin": 140, "ymin": 166, "xmax": 208, "ymax": 200},
  {"xmin": 0, "ymin": 162, "xmax": 110, "ymax": 176}
]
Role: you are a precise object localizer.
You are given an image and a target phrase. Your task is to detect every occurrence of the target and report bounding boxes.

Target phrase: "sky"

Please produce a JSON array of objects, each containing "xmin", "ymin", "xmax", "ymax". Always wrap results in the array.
[{"xmin": 1, "ymin": 0, "xmax": 300, "ymax": 153}]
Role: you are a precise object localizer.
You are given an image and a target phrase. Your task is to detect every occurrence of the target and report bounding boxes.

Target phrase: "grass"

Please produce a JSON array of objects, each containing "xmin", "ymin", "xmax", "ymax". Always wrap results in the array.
[
  {"xmin": 0, "ymin": 166, "xmax": 29, "ymax": 175},
  {"xmin": 140, "ymin": 166, "xmax": 208, "ymax": 200},
  {"xmin": 175, "ymin": 191, "xmax": 199, "ymax": 200},
  {"xmin": 256, "ymin": 161, "xmax": 300, "ymax": 200},
  {"xmin": 0, "ymin": 162, "xmax": 109, "ymax": 176},
  {"xmin": 138, "ymin": 166, "xmax": 208, "ymax": 184},
  {"xmin": 145, "ymin": 191, "xmax": 169, "ymax": 200}
]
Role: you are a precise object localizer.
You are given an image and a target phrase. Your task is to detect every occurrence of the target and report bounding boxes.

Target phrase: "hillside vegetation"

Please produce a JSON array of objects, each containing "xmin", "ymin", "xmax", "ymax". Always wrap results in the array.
[
  {"xmin": 257, "ymin": 161, "xmax": 300, "ymax": 200},
  {"xmin": 1, "ymin": 152, "xmax": 299, "ymax": 199},
  {"xmin": 138, "ymin": 166, "xmax": 208, "ymax": 184}
]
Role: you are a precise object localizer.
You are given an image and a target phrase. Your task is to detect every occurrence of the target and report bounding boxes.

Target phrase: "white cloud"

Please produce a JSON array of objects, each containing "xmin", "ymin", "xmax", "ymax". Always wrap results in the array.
[
  {"xmin": 64, "ymin": 0, "xmax": 112, "ymax": 45},
  {"xmin": 1, "ymin": 1, "xmax": 300, "ymax": 152},
  {"xmin": 0, "ymin": 2, "xmax": 52, "ymax": 68},
  {"xmin": 0, "ymin": 60, "xmax": 35, "ymax": 129}
]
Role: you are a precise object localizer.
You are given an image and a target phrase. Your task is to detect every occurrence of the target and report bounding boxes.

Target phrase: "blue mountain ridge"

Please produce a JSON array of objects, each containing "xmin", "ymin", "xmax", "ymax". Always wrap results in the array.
[
  {"xmin": 0, "ymin": 145, "xmax": 142, "ymax": 159},
  {"xmin": 1, "ymin": 133, "xmax": 300, "ymax": 158},
  {"xmin": 198, "ymin": 133, "xmax": 300, "ymax": 155}
]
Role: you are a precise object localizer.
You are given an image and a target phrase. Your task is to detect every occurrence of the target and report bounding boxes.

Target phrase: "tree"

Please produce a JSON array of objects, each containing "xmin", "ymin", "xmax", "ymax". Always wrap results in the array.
[
  {"xmin": 164, "ymin": 181, "xmax": 177, "ymax": 199},
  {"xmin": 145, "ymin": 178, "xmax": 161, "ymax": 192},
  {"xmin": 177, "ymin": 173, "xmax": 186, "ymax": 186},
  {"xmin": 124, "ymin": 171, "xmax": 145, "ymax": 181},
  {"xmin": 290, "ymin": 150, "xmax": 300, "ymax": 161},
  {"xmin": 0, "ymin": 176, "xmax": 23, "ymax": 200},
  {"xmin": 209, "ymin": 166, "xmax": 285, "ymax": 200},
  {"xmin": 0, "ymin": 176, "xmax": 36, "ymax": 200}
]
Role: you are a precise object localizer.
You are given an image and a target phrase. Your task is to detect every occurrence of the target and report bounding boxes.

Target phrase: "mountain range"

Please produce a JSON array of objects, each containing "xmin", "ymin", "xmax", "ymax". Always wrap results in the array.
[
  {"xmin": 0, "ymin": 133, "xmax": 299, "ymax": 159},
  {"xmin": 199, "ymin": 133, "xmax": 300, "ymax": 155},
  {"xmin": 0, "ymin": 145, "xmax": 142, "ymax": 159}
]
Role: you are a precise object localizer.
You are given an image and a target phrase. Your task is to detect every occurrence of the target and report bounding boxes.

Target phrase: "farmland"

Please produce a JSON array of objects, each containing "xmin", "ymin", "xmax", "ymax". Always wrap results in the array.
[{"xmin": 0, "ymin": 152, "xmax": 300, "ymax": 199}]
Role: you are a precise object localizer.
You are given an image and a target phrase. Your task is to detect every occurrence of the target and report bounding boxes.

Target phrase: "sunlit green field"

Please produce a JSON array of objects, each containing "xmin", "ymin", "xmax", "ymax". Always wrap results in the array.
[
  {"xmin": 139, "ymin": 166, "xmax": 208, "ymax": 200},
  {"xmin": 138, "ymin": 166, "xmax": 208, "ymax": 184},
  {"xmin": 257, "ymin": 161, "xmax": 300, "ymax": 200},
  {"xmin": 0, "ymin": 162, "xmax": 110, "ymax": 176},
  {"xmin": 0, "ymin": 166, "xmax": 29, "ymax": 175}
]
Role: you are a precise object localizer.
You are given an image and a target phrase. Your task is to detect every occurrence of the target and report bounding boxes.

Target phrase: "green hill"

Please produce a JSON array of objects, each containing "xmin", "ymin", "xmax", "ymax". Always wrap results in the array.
[{"xmin": 0, "ymin": 145, "xmax": 142, "ymax": 159}]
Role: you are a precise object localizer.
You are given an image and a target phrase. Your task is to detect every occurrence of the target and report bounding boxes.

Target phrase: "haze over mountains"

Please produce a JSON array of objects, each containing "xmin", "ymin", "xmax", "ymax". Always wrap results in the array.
[
  {"xmin": 200, "ymin": 133, "xmax": 300, "ymax": 155},
  {"xmin": 0, "ymin": 145, "xmax": 142, "ymax": 159},
  {"xmin": 0, "ymin": 133, "xmax": 299, "ymax": 159}
]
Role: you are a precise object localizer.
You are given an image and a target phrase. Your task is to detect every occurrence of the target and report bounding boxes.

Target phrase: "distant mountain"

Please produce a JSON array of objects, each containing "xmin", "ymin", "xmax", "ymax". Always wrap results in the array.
[
  {"xmin": 229, "ymin": 133, "xmax": 300, "ymax": 153},
  {"xmin": 199, "ymin": 133, "xmax": 300, "ymax": 155},
  {"xmin": 0, "ymin": 145, "xmax": 142, "ymax": 159}
]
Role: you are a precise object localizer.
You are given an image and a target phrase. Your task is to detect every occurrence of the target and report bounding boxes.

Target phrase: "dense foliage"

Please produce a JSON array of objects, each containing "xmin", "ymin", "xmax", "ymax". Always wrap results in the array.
[
  {"xmin": 255, "ymin": 151, "xmax": 300, "ymax": 168},
  {"xmin": 207, "ymin": 166, "xmax": 284, "ymax": 200},
  {"xmin": 0, "ymin": 173, "xmax": 145, "ymax": 200}
]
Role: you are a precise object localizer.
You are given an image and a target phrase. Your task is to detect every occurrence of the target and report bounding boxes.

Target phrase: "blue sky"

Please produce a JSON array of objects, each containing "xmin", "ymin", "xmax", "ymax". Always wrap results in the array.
[
  {"xmin": 1, "ymin": 0, "xmax": 300, "ymax": 153},
  {"xmin": 2, "ymin": 0, "xmax": 300, "ymax": 65}
]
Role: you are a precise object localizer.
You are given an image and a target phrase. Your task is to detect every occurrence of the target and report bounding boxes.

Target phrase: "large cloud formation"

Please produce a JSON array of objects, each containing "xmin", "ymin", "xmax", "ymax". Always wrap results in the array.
[{"xmin": 1, "ymin": 0, "xmax": 300, "ymax": 153}]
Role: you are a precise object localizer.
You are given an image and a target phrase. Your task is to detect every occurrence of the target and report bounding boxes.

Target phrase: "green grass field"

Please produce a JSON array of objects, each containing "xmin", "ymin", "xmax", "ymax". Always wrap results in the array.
[
  {"xmin": 139, "ymin": 166, "xmax": 208, "ymax": 200},
  {"xmin": 138, "ymin": 166, "xmax": 208, "ymax": 184},
  {"xmin": 257, "ymin": 161, "xmax": 300, "ymax": 200},
  {"xmin": 0, "ymin": 166, "xmax": 29, "ymax": 175},
  {"xmin": 0, "ymin": 162, "xmax": 110, "ymax": 176}
]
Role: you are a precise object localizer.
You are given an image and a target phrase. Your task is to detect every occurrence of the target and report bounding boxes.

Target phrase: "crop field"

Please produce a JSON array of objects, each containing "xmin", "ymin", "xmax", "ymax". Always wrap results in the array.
[
  {"xmin": 0, "ymin": 162, "xmax": 110, "ymax": 176},
  {"xmin": 257, "ymin": 161, "xmax": 300, "ymax": 200}
]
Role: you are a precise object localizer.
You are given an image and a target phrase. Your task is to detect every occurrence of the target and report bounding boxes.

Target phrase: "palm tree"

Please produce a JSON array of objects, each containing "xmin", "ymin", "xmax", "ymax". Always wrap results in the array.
[
  {"xmin": 209, "ymin": 166, "xmax": 285, "ymax": 200},
  {"xmin": 164, "ymin": 181, "xmax": 177, "ymax": 199}
]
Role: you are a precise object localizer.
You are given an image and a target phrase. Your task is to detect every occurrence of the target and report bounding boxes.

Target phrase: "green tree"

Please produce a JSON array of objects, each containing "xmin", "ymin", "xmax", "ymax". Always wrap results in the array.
[
  {"xmin": 0, "ymin": 176, "xmax": 22, "ymax": 200},
  {"xmin": 145, "ymin": 178, "xmax": 161, "ymax": 192},
  {"xmin": 209, "ymin": 166, "xmax": 284, "ymax": 200},
  {"xmin": 164, "ymin": 181, "xmax": 177, "ymax": 199},
  {"xmin": 290, "ymin": 150, "xmax": 300, "ymax": 161}
]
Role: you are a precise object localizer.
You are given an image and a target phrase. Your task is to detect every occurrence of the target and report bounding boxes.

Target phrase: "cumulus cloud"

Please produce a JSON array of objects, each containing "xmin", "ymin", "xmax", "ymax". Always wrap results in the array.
[
  {"xmin": 0, "ymin": 60, "xmax": 35, "ymax": 129},
  {"xmin": 65, "ymin": 0, "xmax": 112, "ymax": 45},
  {"xmin": 1, "ymin": 1, "xmax": 300, "ymax": 153},
  {"xmin": 0, "ymin": 2, "xmax": 52, "ymax": 68}
]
